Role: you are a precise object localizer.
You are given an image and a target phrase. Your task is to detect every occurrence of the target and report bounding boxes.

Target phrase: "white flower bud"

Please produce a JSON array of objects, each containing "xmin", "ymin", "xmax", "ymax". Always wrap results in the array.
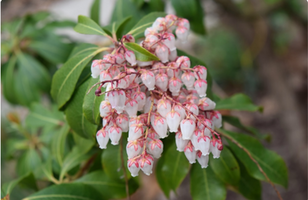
[
  {"xmin": 151, "ymin": 113, "xmax": 168, "ymax": 138},
  {"xmin": 125, "ymin": 50, "xmax": 137, "ymax": 66},
  {"xmin": 126, "ymin": 140, "xmax": 143, "ymax": 159},
  {"xmin": 116, "ymin": 113, "xmax": 129, "ymax": 132},
  {"xmin": 184, "ymin": 142, "xmax": 196, "ymax": 164},
  {"xmin": 109, "ymin": 125, "xmax": 122, "ymax": 145},
  {"xmin": 99, "ymin": 101, "xmax": 112, "ymax": 117},
  {"xmin": 181, "ymin": 71, "xmax": 195, "ymax": 90},
  {"xmin": 180, "ymin": 118, "xmax": 196, "ymax": 140},
  {"xmin": 157, "ymin": 98, "xmax": 171, "ymax": 118},
  {"xmin": 175, "ymin": 131, "xmax": 189, "ymax": 152},
  {"xmin": 194, "ymin": 79, "xmax": 208, "ymax": 97},
  {"xmin": 91, "ymin": 60, "xmax": 104, "ymax": 78},
  {"xmin": 133, "ymin": 91, "xmax": 146, "ymax": 111},
  {"xmin": 128, "ymin": 158, "xmax": 140, "ymax": 177},
  {"xmin": 169, "ymin": 49, "xmax": 177, "ymax": 62},
  {"xmin": 197, "ymin": 136, "xmax": 211, "ymax": 156},
  {"xmin": 155, "ymin": 73, "xmax": 169, "ymax": 91},
  {"xmin": 155, "ymin": 45, "xmax": 169, "ymax": 63},
  {"xmin": 166, "ymin": 109, "xmax": 181, "ymax": 132},
  {"xmin": 139, "ymin": 154, "xmax": 154, "ymax": 175},
  {"xmin": 125, "ymin": 98, "xmax": 139, "ymax": 117},
  {"xmin": 147, "ymin": 139, "xmax": 163, "ymax": 158},
  {"xmin": 198, "ymin": 97, "xmax": 216, "ymax": 111},
  {"xmin": 140, "ymin": 70, "xmax": 155, "ymax": 90},
  {"xmin": 96, "ymin": 128, "xmax": 109, "ymax": 149},
  {"xmin": 197, "ymin": 151, "xmax": 209, "ymax": 168},
  {"xmin": 194, "ymin": 65, "xmax": 207, "ymax": 80},
  {"xmin": 169, "ymin": 77, "xmax": 182, "ymax": 96}
]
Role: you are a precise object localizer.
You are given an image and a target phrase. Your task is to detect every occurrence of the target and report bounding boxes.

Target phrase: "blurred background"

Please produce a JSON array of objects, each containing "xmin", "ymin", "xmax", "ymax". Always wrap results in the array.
[{"xmin": 1, "ymin": 0, "xmax": 307, "ymax": 199}]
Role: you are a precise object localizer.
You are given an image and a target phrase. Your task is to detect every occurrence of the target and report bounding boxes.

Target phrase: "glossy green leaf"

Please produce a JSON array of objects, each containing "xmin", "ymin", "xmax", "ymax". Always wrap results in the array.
[
  {"xmin": 74, "ymin": 15, "xmax": 107, "ymax": 36},
  {"xmin": 220, "ymin": 129, "xmax": 288, "ymax": 188},
  {"xmin": 210, "ymin": 146, "xmax": 240, "ymax": 186},
  {"xmin": 2, "ymin": 56, "xmax": 18, "ymax": 104},
  {"xmin": 190, "ymin": 164, "xmax": 227, "ymax": 200},
  {"xmin": 28, "ymin": 36, "xmax": 74, "ymax": 64},
  {"xmin": 216, "ymin": 93, "xmax": 263, "ymax": 112},
  {"xmin": 102, "ymin": 135, "xmax": 131, "ymax": 180},
  {"xmin": 16, "ymin": 148, "xmax": 42, "ymax": 176},
  {"xmin": 65, "ymin": 79, "xmax": 98, "ymax": 138},
  {"xmin": 39, "ymin": 160, "xmax": 56, "ymax": 183},
  {"xmin": 60, "ymin": 138, "xmax": 94, "ymax": 180},
  {"xmin": 1, "ymin": 173, "xmax": 37, "ymax": 199},
  {"xmin": 177, "ymin": 49, "xmax": 214, "ymax": 99},
  {"xmin": 26, "ymin": 103, "xmax": 64, "ymax": 129},
  {"xmin": 171, "ymin": 0, "xmax": 206, "ymax": 35},
  {"xmin": 90, "ymin": 0, "xmax": 101, "ymax": 24},
  {"xmin": 75, "ymin": 170, "xmax": 139, "ymax": 199},
  {"xmin": 124, "ymin": 42, "xmax": 159, "ymax": 61},
  {"xmin": 156, "ymin": 138, "xmax": 190, "ymax": 197},
  {"xmin": 68, "ymin": 43, "xmax": 99, "ymax": 59},
  {"xmin": 51, "ymin": 123, "xmax": 70, "ymax": 166},
  {"xmin": 128, "ymin": 12, "xmax": 166, "ymax": 38},
  {"xmin": 23, "ymin": 183, "xmax": 102, "ymax": 200},
  {"xmin": 16, "ymin": 52, "xmax": 51, "ymax": 92},
  {"xmin": 237, "ymin": 160, "xmax": 262, "ymax": 200},
  {"xmin": 51, "ymin": 45, "xmax": 107, "ymax": 109},
  {"xmin": 223, "ymin": 115, "xmax": 271, "ymax": 142},
  {"xmin": 83, "ymin": 78, "xmax": 104, "ymax": 125}
]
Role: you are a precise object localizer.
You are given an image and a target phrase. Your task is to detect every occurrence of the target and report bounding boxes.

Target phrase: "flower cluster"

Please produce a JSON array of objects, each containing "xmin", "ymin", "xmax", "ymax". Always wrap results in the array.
[{"xmin": 92, "ymin": 14, "xmax": 223, "ymax": 177}]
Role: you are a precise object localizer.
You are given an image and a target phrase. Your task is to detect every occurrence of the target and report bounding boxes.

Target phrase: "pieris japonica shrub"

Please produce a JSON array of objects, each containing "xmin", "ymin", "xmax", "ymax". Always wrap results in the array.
[{"xmin": 2, "ymin": 2, "xmax": 288, "ymax": 200}]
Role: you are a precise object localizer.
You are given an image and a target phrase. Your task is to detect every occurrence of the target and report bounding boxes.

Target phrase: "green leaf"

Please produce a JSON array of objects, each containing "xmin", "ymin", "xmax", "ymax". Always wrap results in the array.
[
  {"xmin": 101, "ymin": 135, "xmax": 131, "ymax": 180},
  {"xmin": 60, "ymin": 138, "xmax": 94, "ymax": 180},
  {"xmin": 171, "ymin": 0, "xmax": 206, "ymax": 35},
  {"xmin": 2, "ymin": 56, "xmax": 18, "ymax": 104},
  {"xmin": 26, "ymin": 103, "xmax": 64, "ymax": 129},
  {"xmin": 16, "ymin": 52, "xmax": 51, "ymax": 92},
  {"xmin": 51, "ymin": 123, "xmax": 70, "ymax": 166},
  {"xmin": 16, "ymin": 148, "xmax": 42, "ymax": 176},
  {"xmin": 190, "ymin": 164, "xmax": 227, "ymax": 200},
  {"xmin": 74, "ymin": 15, "xmax": 107, "ymax": 36},
  {"xmin": 220, "ymin": 129, "xmax": 288, "ymax": 188},
  {"xmin": 23, "ymin": 183, "xmax": 102, "ymax": 200},
  {"xmin": 75, "ymin": 170, "xmax": 139, "ymax": 199},
  {"xmin": 156, "ymin": 138, "xmax": 190, "ymax": 197},
  {"xmin": 128, "ymin": 12, "xmax": 166, "ymax": 38},
  {"xmin": 1, "ymin": 173, "xmax": 37, "ymax": 199},
  {"xmin": 28, "ymin": 36, "xmax": 74, "ymax": 64},
  {"xmin": 177, "ymin": 49, "xmax": 214, "ymax": 99},
  {"xmin": 103, "ymin": 16, "xmax": 132, "ymax": 39},
  {"xmin": 83, "ymin": 78, "xmax": 104, "ymax": 125},
  {"xmin": 90, "ymin": 0, "xmax": 101, "ymax": 24},
  {"xmin": 65, "ymin": 79, "xmax": 98, "ymax": 138},
  {"xmin": 124, "ymin": 42, "xmax": 159, "ymax": 61},
  {"xmin": 223, "ymin": 115, "xmax": 271, "ymax": 142},
  {"xmin": 210, "ymin": 146, "xmax": 240, "ymax": 186},
  {"xmin": 237, "ymin": 160, "xmax": 262, "ymax": 200},
  {"xmin": 51, "ymin": 45, "xmax": 107, "ymax": 109},
  {"xmin": 39, "ymin": 160, "xmax": 56, "ymax": 183},
  {"xmin": 216, "ymin": 93, "xmax": 263, "ymax": 112}
]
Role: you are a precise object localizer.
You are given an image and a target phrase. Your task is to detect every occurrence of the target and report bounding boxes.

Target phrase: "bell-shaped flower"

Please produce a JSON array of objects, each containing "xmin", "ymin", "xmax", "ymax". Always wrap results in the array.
[
  {"xmin": 194, "ymin": 65, "xmax": 207, "ymax": 80},
  {"xmin": 147, "ymin": 138, "xmax": 163, "ymax": 158},
  {"xmin": 157, "ymin": 98, "xmax": 171, "ymax": 117},
  {"xmin": 166, "ymin": 109, "xmax": 181, "ymax": 132},
  {"xmin": 147, "ymin": 127, "xmax": 160, "ymax": 140},
  {"xmin": 140, "ymin": 69, "xmax": 155, "ymax": 90},
  {"xmin": 100, "ymin": 100, "xmax": 112, "ymax": 117},
  {"xmin": 175, "ymin": 130, "xmax": 189, "ymax": 152},
  {"xmin": 144, "ymin": 35, "xmax": 159, "ymax": 50},
  {"xmin": 180, "ymin": 118, "xmax": 196, "ymax": 140},
  {"xmin": 133, "ymin": 91, "xmax": 146, "ymax": 111},
  {"xmin": 152, "ymin": 17, "xmax": 166, "ymax": 31},
  {"xmin": 99, "ymin": 70, "xmax": 113, "ymax": 84},
  {"xmin": 167, "ymin": 62, "xmax": 180, "ymax": 78},
  {"xmin": 139, "ymin": 153, "xmax": 154, "ymax": 175},
  {"xmin": 210, "ymin": 138, "xmax": 223, "ymax": 159},
  {"xmin": 174, "ymin": 104, "xmax": 186, "ymax": 120},
  {"xmin": 91, "ymin": 59, "xmax": 105, "ymax": 78},
  {"xmin": 96, "ymin": 127, "xmax": 109, "ymax": 149},
  {"xmin": 194, "ymin": 79, "xmax": 207, "ymax": 97},
  {"xmin": 197, "ymin": 151, "xmax": 209, "ymax": 168},
  {"xmin": 165, "ymin": 14, "xmax": 177, "ymax": 29},
  {"xmin": 125, "ymin": 50, "xmax": 137, "ymax": 66},
  {"xmin": 113, "ymin": 73, "xmax": 129, "ymax": 89},
  {"xmin": 144, "ymin": 27, "xmax": 157, "ymax": 37},
  {"xmin": 109, "ymin": 124, "xmax": 122, "ymax": 145},
  {"xmin": 126, "ymin": 140, "xmax": 143, "ymax": 159},
  {"xmin": 155, "ymin": 44, "xmax": 169, "ymax": 63},
  {"xmin": 212, "ymin": 111, "xmax": 222, "ymax": 128},
  {"xmin": 126, "ymin": 68, "xmax": 137, "ymax": 85},
  {"xmin": 155, "ymin": 73, "xmax": 168, "ymax": 91},
  {"xmin": 176, "ymin": 56, "xmax": 190, "ymax": 69},
  {"xmin": 191, "ymin": 128, "xmax": 202, "ymax": 150},
  {"xmin": 197, "ymin": 136, "xmax": 211, "ymax": 156},
  {"xmin": 186, "ymin": 103, "xmax": 199, "ymax": 116},
  {"xmin": 184, "ymin": 141, "xmax": 196, "ymax": 164},
  {"xmin": 169, "ymin": 77, "xmax": 182, "ymax": 96},
  {"xmin": 150, "ymin": 113, "xmax": 168, "ymax": 138},
  {"xmin": 198, "ymin": 97, "xmax": 216, "ymax": 111},
  {"xmin": 115, "ymin": 53, "xmax": 125, "ymax": 64},
  {"xmin": 186, "ymin": 93, "xmax": 199, "ymax": 105},
  {"xmin": 176, "ymin": 19, "xmax": 190, "ymax": 41},
  {"xmin": 108, "ymin": 90, "xmax": 126, "ymax": 114},
  {"xmin": 116, "ymin": 113, "xmax": 129, "ymax": 132},
  {"xmin": 162, "ymin": 32, "xmax": 176, "ymax": 51},
  {"xmin": 125, "ymin": 98, "xmax": 139, "ymax": 117},
  {"xmin": 127, "ymin": 157, "xmax": 140, "ymax": 177},
  {"xmin": 181, "ymin": 71, "xmax": 195, "ymax": 90},
  {"xmin": 128, "ymin": 123, "xmax": 144, "ymax": 141},
  {"xmin": 169, "ymin": 49, "xmax": 177, "ymax": 62}
]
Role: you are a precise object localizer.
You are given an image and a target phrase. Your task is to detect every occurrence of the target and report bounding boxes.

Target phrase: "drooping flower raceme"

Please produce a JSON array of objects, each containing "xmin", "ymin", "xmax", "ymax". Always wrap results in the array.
[{"xmin": 91, "ymin": 14, "xmax": 223, "ymax": 177}]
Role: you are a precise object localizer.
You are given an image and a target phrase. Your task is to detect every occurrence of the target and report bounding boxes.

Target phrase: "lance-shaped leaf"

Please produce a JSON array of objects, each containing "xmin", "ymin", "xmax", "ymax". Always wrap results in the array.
[
  {"xmin": 220, "ymin": 129, "xmax": 288, "ymax": 188},
  {"xmin": 51, "ymin": 45, "xmax": 107, "ymax": 109},
  {"xmin": 23, "ymin": 183, "xmax": 102, "ymax": 200},
  {"xmin": 75, "ymin": 170, "xmax": 139, "ymax": 199},
  {"xmin": 190, "ymin": 164, "xmax": 227, "ymax": 200},
  {"xmin": 103, "ymin": 16, "xmax": 132, "ymax": 39},
  {"xmin": 1, "ymin": 173, "xmax": 37, "ymax": 199},
  {"xmin": 156, "ymin": 138, "xmax": 190, "ymax": 198},
  {"xmin": 83, "ymin": 78, "xmax": 105, "ymax": 125},
  {"xmin": 215, "ymin": 93, "xmax": 263, "ymax": 112},
  {"xmin": 124, "ymin": 42, "xmax": 159, "ymax": 61},
  {"xmin": 128, "ymin": 12, "xmax": 166, "ymax": 38},
  {"xmin": 74, "ymin": 15, "xmax": 107, "ymax": 36},
  {"xmin": 210, "ymin": 146, "xmax": 240, "ymax": 186},
  {"xmin": 90, "ymin": 0, "xmax": 101, "ymax": 24},
  {"xmin": 51, "ymin": 123, "xmax": 70, "ymax": 166},
  {"xmin": 2, "ymin": 56, "xmax": 18, "ymax": 104},
  {"xmin": 59, "ymin": 138, "xmax": 94, "ymax": 180},
  {"xmin": 65, "ymin": 79, "xmax": 98, "ymax": 138}
]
